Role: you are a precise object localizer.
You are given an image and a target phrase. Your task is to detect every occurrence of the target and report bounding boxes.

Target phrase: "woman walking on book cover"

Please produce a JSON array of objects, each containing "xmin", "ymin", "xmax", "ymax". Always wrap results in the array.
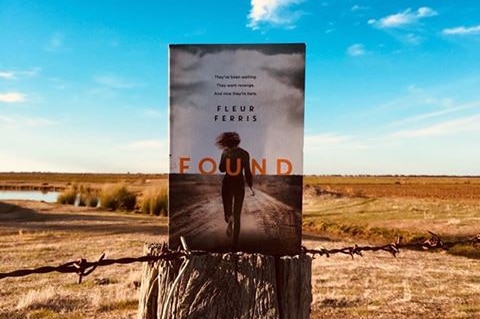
[{"xmin": 216, "ymin": 132, "xmax": 254, "ymax": 250}]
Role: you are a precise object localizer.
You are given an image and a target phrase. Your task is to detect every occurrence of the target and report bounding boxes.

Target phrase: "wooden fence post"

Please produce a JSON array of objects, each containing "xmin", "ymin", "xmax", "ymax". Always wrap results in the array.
[{"xmin": 137, "ymin": 244, "xmax": 312, "ymax": 319}]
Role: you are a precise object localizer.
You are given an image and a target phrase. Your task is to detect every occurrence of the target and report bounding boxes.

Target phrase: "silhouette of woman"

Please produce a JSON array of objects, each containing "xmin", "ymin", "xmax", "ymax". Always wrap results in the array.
[{"xmin": 216, "ymin": 132, "xmax": 254, "ymax": 250}]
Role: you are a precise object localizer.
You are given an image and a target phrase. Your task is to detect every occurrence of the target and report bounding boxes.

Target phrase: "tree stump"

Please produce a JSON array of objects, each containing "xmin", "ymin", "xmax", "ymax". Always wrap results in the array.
[{"xmin": 137, "ymin": 243, "xmax": 312, "ymax": 319}]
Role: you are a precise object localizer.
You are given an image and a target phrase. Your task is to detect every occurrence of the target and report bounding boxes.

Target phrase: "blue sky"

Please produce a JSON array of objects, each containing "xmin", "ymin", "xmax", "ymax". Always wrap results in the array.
[{"xmin": 1, "ymin": 0, "xmax": 479, "ymax": 175}]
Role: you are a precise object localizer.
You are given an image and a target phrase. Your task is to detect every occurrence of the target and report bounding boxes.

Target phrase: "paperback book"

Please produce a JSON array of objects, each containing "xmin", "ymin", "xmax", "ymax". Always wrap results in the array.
[{"xmin": 169, "ymin": 43, "xmax": 305, "ymax": 254}]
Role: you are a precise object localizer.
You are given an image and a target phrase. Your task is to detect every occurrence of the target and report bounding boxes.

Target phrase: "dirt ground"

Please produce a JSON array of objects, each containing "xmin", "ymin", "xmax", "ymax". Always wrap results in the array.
[{"xmin": 0, "ymin": 200, "xmax": 479, "ymax": 319}]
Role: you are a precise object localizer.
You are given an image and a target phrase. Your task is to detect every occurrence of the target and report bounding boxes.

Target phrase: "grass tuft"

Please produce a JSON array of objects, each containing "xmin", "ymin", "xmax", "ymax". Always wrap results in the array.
[
  {"xmin": 100, "ymin": 184, "xmax": 137, "ymax": 211},
  {"xmin": 79, "ymin": 187, "xmax": 99, "ymax": 207},
  {"xmin": 16, "ymin": 286, "xmax": 85, "ymax": 312},
  {"xmin": 140, "ymin": 185, "xmax": 168, "ymax": 216},
  {"xmin": 57, "ymin": 184, "xmax": 99, "ymax": 207},
  {"xmin": 57, "ymin": 188, "xmax": 77, "ymax": 205}
]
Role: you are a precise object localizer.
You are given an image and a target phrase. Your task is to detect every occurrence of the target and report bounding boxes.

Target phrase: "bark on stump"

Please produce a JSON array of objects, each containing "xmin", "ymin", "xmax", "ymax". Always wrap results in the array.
[{"xmin": 137, "ymin": 243, "xmax": 312, "ymax": 319}]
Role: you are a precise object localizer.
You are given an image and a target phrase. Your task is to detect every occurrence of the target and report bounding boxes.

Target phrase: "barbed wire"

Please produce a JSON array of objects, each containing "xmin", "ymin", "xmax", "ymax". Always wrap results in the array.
[
  {"xmin": 0, "ymin": 232, "xmax": 478, "ymax": 284},
  {"xmin": 305, "ymin": 231, "xmax": 480, "ymax": 259}
]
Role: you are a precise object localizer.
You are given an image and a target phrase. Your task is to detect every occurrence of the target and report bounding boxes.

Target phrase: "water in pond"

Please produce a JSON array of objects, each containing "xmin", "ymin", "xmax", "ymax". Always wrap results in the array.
[{"xmin": 0, "ymin": 190, "xmax": 59, "ymax": 203}]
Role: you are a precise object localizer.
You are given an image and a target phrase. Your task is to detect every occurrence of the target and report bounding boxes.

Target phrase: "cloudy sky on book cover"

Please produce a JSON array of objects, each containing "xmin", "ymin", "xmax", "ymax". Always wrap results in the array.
[
  {"xmin": 170, "ymin": 44, "xmax": 305, "ymax": 176},
  {"xmin": 169, "ymin": 44, "xmax": 305, "ymax": 254}
]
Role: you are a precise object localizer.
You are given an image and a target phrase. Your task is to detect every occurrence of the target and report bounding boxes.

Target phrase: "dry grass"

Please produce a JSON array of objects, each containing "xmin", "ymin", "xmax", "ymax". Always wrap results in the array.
[
  {"xmin": 139, "ymin": 185, "xmax": 168, "ymax": 216},
  {"xmin": 16, "ymin": 286, "xmax": 86, "ymax": 312},
  {"xmin": 1, "ymin": 175, "xmax": 480, "ymax": 318},
  {"xmin": 305, "ymin": 176, "xmax": 480, "ymax": 200},
  {"xmin": 305, "ymin": 236, "xmax": 480, "ymax": 319},
  {"xmin": 0, "ymin": 200, "xmax": 167, "ymax": 319},
  {"xmin": 99, "ymin": 184, "xmax": 136, "ymax": 211},
  {"xmin": 0, "ymin": 172, "xmax": 166, "ymax": 185},
  {"xmin": 303, "ymin": 195, "xmax": 480, "ymax": 258},
  {"xmin": 56, "ymin": 188, "xmax": 77, "ymax": 205},
  {"xmin": 302, "ymin": 177, "xmax": 480, "ymax": 317}
]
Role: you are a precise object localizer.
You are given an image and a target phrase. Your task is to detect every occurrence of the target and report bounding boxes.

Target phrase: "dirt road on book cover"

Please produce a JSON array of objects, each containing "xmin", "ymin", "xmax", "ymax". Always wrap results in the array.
[{"xmin": 169, "ymin": 188, "xmax": 301, "ymax": 254}]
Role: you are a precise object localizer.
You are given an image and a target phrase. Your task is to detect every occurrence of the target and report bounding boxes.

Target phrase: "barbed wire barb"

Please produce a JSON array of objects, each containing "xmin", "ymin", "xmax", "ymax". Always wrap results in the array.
[{"xmin": 0, "ymin": 232, "xmax": 478, "ymax": 284}]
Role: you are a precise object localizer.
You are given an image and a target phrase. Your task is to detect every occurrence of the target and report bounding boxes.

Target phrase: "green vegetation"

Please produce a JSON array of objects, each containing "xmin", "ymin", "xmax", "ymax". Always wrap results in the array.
[{"xmin": 140, "ymin": 185, "xmax": 168, "ymax": 216}]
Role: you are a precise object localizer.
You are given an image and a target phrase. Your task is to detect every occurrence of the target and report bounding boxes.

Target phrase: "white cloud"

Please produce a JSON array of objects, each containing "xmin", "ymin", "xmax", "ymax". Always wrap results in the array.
[
  {"xmin": 22, "ymin": 68, "xmax": 41, "ymax": 77},
  {"xmin": 93, "ymin": 75, "xmax": 138, "ymax": 89},
  {"xmin": 0, "ymin": 68, "xmax": 41, "ymax": 80},
  {"xmin": 442, "ymin": 25, "xmax": 480, "ymax": 35},
  {"xmin": 372, "ymin": 7, "xmax": 437, "ymax": 29},
  {"xmin": 45, "ymin": 32, "xmax": 64, "ymax": 51},
  {"xmin": 379, "ymin": 11, "xmax": 412, "ymax": 28},
  {"xmin": 0, "ymin": 71, "xmax": 15, "ymax": 79},
  {"xmin": 405, "ymin": 33, "xmax": 421, "ymax": 45},
  {"xmin": 417, "ymin": 7, "xmax": 437, "ymax": 18},
  {"xmin": 347, "ymin": 43, "xmax": 365, "ymax": 56},
  {"xmin": 247, "ymin": 0, "xmax": 304, "ymax": 30},
  {"xmin": 407, "ymin": 84, "xmax": 423, "ymax": 93},
  {"xmin": 351, "ymin": 5, "xmax": 368, "ymax": 12},
  {"xmin": 0, "ymin": 92, "xmax": 26, "ymax": 103},
  {"xmin": 390, "ymin": 115, "xmax": 480, "ymax": 138},
  {"xmin": 390, "ymin": 101, "xmax": 480, "ymax": 127},
  {"xmin": 0, "ymin": 114, "xmax": 57, "ymax": 127}
]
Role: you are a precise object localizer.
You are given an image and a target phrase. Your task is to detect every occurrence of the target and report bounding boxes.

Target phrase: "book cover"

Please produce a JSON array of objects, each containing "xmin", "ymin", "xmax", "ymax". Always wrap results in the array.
[{"xmin": 169, "ymin": 44, "xmax": 305, "ymax": 255}]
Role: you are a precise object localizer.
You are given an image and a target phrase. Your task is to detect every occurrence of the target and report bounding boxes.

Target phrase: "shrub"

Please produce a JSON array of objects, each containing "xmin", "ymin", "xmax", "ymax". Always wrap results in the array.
[
  {"xmin": 86, "ymin": 195, "xmax": 99, "ymax": 208},
  {"xmin": 100, "ymin": 184, "xmax": 137, "ymax": 211},
  {"xmin": 78, "ymin": 194, "xmax": 86, "ymax": 207},
  {"xmin": 140, "ymin": 185, "xmax": 168, "ymax": 216},
  {"xmin": 57, "ymin": 188, "xmax": 77, "ymax": 205},
  {"xmin": 57, "ymin": 184, "xmax": 100, "ymax": 207},
  {"xmin": 79, "ymin": 188, "xmax": 99, "ymax": 207}
]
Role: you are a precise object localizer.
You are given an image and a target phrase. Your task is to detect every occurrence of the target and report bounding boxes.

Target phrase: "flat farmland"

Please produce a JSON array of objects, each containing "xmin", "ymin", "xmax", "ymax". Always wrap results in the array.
[
  {"xmin": 304, "ymin": 176, "xmax": 480, "ymax": 258},
  {"xmin": 0, "ymin": 175, "xmax": 479, "ymax": 318},
  {"xmin": 305, "ymin": 175, "xmax": 480, "ymax": 200},
  {"xmin": 305, "ymin": 176, "xmax": 480, "ymax": 318}
]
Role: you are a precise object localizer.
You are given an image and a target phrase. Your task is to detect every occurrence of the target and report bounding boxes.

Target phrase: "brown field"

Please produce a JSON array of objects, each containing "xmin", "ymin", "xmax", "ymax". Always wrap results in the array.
[
  {"xmin": 0, "ymin": 175, "xmax": 479, "ymax": 318},
  {"xmin": 305, "ymin": 175, "xmax": 480, "ymax": 200},
  {"xmin": 0, "ymin": 172, "xmax": 167, "ymax": 192},
  {"xmin": 0, "ymin": 200, "xmax": 166, "ymax": 319}
]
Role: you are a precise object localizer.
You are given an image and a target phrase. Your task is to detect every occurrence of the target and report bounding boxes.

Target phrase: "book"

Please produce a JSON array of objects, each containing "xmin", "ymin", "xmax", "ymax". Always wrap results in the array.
[{"xmin": 169, "ymin": 43, "xmax": 305, "ymax": 255}]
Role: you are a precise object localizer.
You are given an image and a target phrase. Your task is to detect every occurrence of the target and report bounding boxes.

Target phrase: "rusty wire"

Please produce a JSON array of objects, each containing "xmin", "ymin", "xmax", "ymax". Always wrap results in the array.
[
  {"xmin": 304, "ymin": 231, "xmax": 480, "ymax": 259},
  {"xmin": 0, "ymin": 231, "xmax": 478, "ymax": 283},
  {"xmin": 0, "ymin": 246, "xmax": 190, "ymax": 284}
]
